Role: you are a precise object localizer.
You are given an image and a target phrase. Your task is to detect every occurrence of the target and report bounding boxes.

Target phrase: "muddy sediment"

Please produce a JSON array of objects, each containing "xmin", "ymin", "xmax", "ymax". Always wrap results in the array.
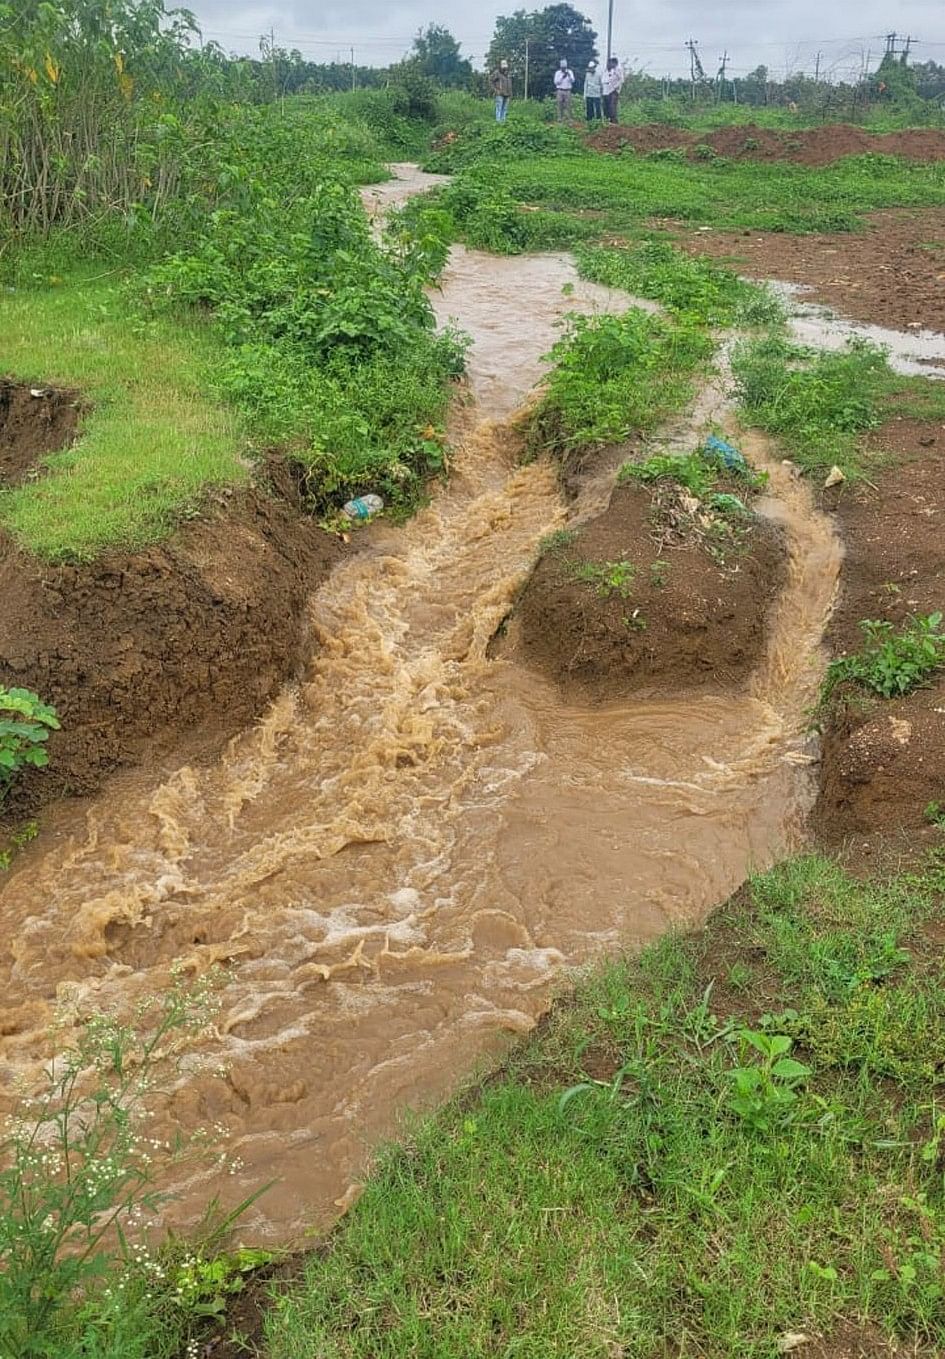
[
  {"xmin": 0, "ymin": 455, "xmax": 343, "ymax": 821},
  {"xmin": 813, "ymin": 419, "xmax": 945, "ymax": 842},
  {"xmin": 675, "ymin": 207, "xmax": 945, "ymax": 338},
  {"xmin": 496, "ymin": 478, "xmax": 786, "ymax": 701}
]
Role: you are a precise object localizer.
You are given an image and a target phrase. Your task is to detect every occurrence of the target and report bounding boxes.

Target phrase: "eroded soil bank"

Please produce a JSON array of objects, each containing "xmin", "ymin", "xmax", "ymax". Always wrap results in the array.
[
  {"xmin": 0, "ymin": 381, "xmax": 82, "ymax": 484},
  {"xmin": 495, "ymin": 477, "xmax": 786, "ymax": 702},
  {"xmin": 814, "ymin": 417, "xmax": 945, "ymax": 845},
  {"xmin": 0, "ymin": 413, "xmax": 343, "ymax": 821}
]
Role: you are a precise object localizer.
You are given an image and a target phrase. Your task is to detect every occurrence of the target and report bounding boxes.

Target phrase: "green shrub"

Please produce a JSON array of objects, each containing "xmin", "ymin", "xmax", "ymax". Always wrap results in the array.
[
  {"xmin": 822, "ymin": 613, "xmax": 945, "ymax": 703},
  {"xmin": 148, "ymin": 160, "xmax": 466, "ymax": 512},
  {"xmin": 0, "ymin": 687, "xmax": 60, "ymax": 804},
  {"xmin": 527, "ymin": 310, "xmax": 713, "ymax": 456}
]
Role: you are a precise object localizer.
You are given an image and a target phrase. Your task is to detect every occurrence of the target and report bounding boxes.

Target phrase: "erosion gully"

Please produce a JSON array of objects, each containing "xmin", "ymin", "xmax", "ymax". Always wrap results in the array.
[{"xmin": 0, "ymin": 166, "xmax": 840, "ymax": 1243}]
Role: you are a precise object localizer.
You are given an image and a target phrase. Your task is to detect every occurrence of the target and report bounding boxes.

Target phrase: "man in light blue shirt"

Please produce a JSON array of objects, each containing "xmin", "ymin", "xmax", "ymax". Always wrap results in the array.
[{"xmin": 583, "ymin": 60, "xmax": 603, "ymax": 122}]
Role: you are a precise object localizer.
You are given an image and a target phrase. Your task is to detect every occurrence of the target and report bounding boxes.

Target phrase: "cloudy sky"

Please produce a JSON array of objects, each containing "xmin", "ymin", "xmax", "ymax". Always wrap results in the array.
[{"xmin": 186, "ymin": 1, "xmax": 944, "ymax": 81}]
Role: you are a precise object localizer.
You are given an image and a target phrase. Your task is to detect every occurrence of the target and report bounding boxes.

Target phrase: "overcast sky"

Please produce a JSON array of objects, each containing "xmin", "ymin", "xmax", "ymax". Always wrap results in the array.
[{"xmin": 186, "ymin": 1, "xmax": 944, "ymax": 81}]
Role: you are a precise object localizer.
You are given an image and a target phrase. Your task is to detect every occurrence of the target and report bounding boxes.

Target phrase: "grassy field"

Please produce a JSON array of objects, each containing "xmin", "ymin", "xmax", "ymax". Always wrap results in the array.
[
  {"xmin": 264, "ymin": 854, "xmax": 945, "ymax": 1358},
  {"xmin": 0, "ymin": 275, "xmax": 247, "ymax": 560},
  {"xmin": 428, "ymin": 127, "xmax": 945, "ymax": 237}
]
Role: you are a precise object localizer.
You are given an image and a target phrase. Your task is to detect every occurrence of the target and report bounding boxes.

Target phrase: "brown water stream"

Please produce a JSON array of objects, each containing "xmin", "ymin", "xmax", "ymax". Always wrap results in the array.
[{"xmin": 0, "ymin": 168, "xmax": 840, "ymax": 1244}]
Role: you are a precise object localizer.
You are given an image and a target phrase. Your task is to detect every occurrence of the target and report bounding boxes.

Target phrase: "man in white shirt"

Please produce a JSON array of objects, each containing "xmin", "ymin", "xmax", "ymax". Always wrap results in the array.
[
  {"xmin": 602, "ymin": 57, "xmax": 624, "ymax": 124},
  {"xmin": 583, "ymin": 60, "xmax": 603, "ymax": 122},
  {"xmin": 554, "ymin": 59, "xmax": 575, "ymax": 121}
]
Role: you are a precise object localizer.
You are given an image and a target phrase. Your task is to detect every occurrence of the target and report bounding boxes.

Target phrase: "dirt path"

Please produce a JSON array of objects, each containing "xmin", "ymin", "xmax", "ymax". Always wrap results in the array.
[{"xmin": 0, "ymin": 168, "xmax": 840, "ymax": 1246}]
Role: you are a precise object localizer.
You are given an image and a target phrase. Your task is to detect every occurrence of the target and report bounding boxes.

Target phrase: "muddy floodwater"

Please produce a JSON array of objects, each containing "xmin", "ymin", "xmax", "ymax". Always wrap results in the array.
[{"xmin": 0, "ymin": 168, "xmax": 840, "ymax": 1243}]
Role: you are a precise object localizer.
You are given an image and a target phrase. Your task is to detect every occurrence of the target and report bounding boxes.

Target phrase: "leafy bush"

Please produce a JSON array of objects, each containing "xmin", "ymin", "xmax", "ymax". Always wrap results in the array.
[
  {"xmin": 148, "ymin": 156, "xmax": 466, "ymax": 511},
  {"xmin": 527, "ymin": 309, "xmax": 713, "ymax": 456},
  {"xmin": 822, "ymin": 613, "xmax": 945, "ymax": 703},
  {"xmin": 0, "ymin": 687, "xmax": 59, "ymax": 804},
  {"xmin": 619, "ymin": 445, "xmax": 767, "ymax": 498}
]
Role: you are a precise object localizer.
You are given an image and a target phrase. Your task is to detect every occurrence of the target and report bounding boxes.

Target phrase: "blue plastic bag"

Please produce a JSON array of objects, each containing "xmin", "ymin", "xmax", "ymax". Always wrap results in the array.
[{"xmin": 704, "ymin": 434, "xmax": 747, "ymax": 473}]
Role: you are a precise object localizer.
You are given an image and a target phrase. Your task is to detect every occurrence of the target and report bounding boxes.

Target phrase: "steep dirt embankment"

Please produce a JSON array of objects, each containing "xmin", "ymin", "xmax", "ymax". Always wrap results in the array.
[
  {"xmin": 496, "ymin": 471, "xmax": 785, "ymax": 701},
  {"xmin": 814, "ymin": 418, "xmax": 945, "ymax": 845},
  {"xmin": 0, "ymin": 385, "xmax": 342, "ymax": 821}
]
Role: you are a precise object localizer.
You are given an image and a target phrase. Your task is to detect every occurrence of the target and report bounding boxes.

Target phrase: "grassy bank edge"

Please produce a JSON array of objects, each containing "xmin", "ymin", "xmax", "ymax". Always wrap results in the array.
[
  {"xmin": 255, "ymin": 851, "xmax": 945, "ymax": 1358},
  {"xmin": 0, "ymin": 275, "xmax": 250, "ymax": 562}
]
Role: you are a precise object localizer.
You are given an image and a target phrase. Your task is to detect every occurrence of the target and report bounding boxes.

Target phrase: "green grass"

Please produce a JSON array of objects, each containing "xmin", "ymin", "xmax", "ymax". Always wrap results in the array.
[
  {"xmin": 526, "ymin": 309, "xmax": 714, "ymax": 458},
  {"xmin": 0, "ymin": 274, "xmax": 247, "ymax": 561},
  {"xmin": 438, "ymin": 145, "xmax": 945, "ymax": 241},
  {"xmin": 821, "ymin": 613, "xmax": 945, "ymax": 704},
  {"xmin": 731, "ymin": 333, "xmax": 945, "ymax": 481},
  {"xmin": 577, "ymin": 240, "xmax": 783, "ymax": 328},
  {"xmin": 264, "ymin": 853, "xmax": 945, "ymax": 1358}
]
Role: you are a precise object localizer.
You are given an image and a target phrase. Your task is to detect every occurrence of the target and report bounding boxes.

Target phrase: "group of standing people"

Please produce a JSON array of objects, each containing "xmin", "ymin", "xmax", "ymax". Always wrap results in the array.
[{"xmin": 491, "ymin": 55, "xmax": 623, "ymax": 125}]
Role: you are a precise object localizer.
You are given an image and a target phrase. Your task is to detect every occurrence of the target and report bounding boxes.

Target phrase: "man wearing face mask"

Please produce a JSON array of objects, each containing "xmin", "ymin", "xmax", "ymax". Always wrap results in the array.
[
  {"xmin": 553, "ymin": 58, "xmax": 575, "ymax": 121},
  {"xmin": 583, "ymin": 59, "xmax": 603, "ymax": 122},
  {"xmin": 491, "ymin": 59, "xmax": 512, "ymax": 122}
]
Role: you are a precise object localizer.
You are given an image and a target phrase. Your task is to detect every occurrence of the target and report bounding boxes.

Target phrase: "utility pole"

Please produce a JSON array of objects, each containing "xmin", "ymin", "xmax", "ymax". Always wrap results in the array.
[
  {"xmin": 351, "ymin": 46, "xmax": 356, "ymax": 91},
  {"xmin": 716, "ymin": 50, "xmax": 728, "ymax": 102},
  {"xmin": 685, "ymin": 39, "xmax": 705, "ymax": 100},
  {"xmin": 607, "ymin": 0, "xmax": 614, "ymax": 62},
  {"xmin": 524, "ymin": 36, "xmax": 529, "ymax": 100},
  {"xmin": 814, "ymin": 51, "xmax": 821, "ymax": 83}
]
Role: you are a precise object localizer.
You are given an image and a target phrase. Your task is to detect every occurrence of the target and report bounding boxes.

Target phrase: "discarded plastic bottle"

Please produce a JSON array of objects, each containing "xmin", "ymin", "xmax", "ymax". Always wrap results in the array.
[
  {"xmin": 704, "ymin": 434, "xmax": 747, "ymax": 473},
  {"xmin": 342, "ymin": 494, "xmax": 384, "ymax": 521}
]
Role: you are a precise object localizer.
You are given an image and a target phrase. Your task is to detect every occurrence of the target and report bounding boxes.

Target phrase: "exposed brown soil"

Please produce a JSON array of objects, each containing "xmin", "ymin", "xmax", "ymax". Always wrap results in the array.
[
  {"xmin": 590, "ymin": 121, "xmax": 945, "ymax": 167},
  {"xmin": 0, "ymin": 452, "xmax": 344, "ymax": 826},
  {"xmin": 0, "ymin": 381, "xmax": 81, "ymax": 484},
  {"xmin": 495, "ymin": 478, "xmax": 785, "ymax": 701},
  {"xmin": 813, "ymin": 418, "xmax": 945, "ymax": 843},
  {"xmin": 674, "ymin": 207, "xmax": 945, "ymax": 336}
]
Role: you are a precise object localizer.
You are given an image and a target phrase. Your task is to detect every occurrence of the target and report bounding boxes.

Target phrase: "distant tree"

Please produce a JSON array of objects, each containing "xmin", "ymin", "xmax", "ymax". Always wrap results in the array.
[
  {"xmin": 409, "ymin": 24, "xmax": 472, "ymax": 88},
  {"xmin": 487, "ymin": 4, "xmax": 597, "ymax": 100},
  {"xmin": 913, "ymin": 60, "xmax": 945, "ymax": 102},
  {"xmin": 874, "ymin": 50, "xmax": 920, "ymax": 104}
]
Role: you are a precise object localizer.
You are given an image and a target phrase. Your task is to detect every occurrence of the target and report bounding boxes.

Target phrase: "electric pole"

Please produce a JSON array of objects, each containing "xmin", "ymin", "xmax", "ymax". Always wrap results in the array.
[
  {"xmin": 351, "ymin": 46, "xmax": 356, "ymax": 91},
  {"xmin": 524, "ymin": 36, "xmax": 530, "ymax": 99},
  {"xmin": 814, "ymin": 51, "xmax": 821, "ymax": 82},
  {"xmin": 685, "ymin": 39, "xmax": 705, "ymax": 100},
  {"xmin": 607, "ymin": 0, "xmax": 614, "ymax": 62},
  {"xmin": 716, "ymin": 50, "xmax": 728, "ymax": 102}
]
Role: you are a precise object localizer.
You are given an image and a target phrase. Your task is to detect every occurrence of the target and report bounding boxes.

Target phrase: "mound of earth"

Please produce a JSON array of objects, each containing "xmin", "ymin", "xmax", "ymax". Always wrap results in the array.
[
  {"xmin": 674, "ymin": 207, "xmax": 945, "ymax": 336},
  {"xmin": 589, "ymin": 121, "xmax": 945, "ymax": 167},
  {"xmin": 495, "ymin": 474, "xmax": 785, "ymax": 701},
  {"xmin": 0, "ymin": 382, "xmax": 81, "ymax": 485},
  {"xmin": 0, "ymin": 404, "xmax": 343, "ymax": 823},
  {"xmin": 813, "ymin": 419, "xmax": 945, "ymax": 842}
]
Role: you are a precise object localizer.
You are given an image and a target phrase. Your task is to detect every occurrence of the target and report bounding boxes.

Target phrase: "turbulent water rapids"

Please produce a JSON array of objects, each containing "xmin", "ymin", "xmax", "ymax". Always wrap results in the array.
[{"xmin": 0, "ymin": 167, "xmax": 840, "ymax": 1243}]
